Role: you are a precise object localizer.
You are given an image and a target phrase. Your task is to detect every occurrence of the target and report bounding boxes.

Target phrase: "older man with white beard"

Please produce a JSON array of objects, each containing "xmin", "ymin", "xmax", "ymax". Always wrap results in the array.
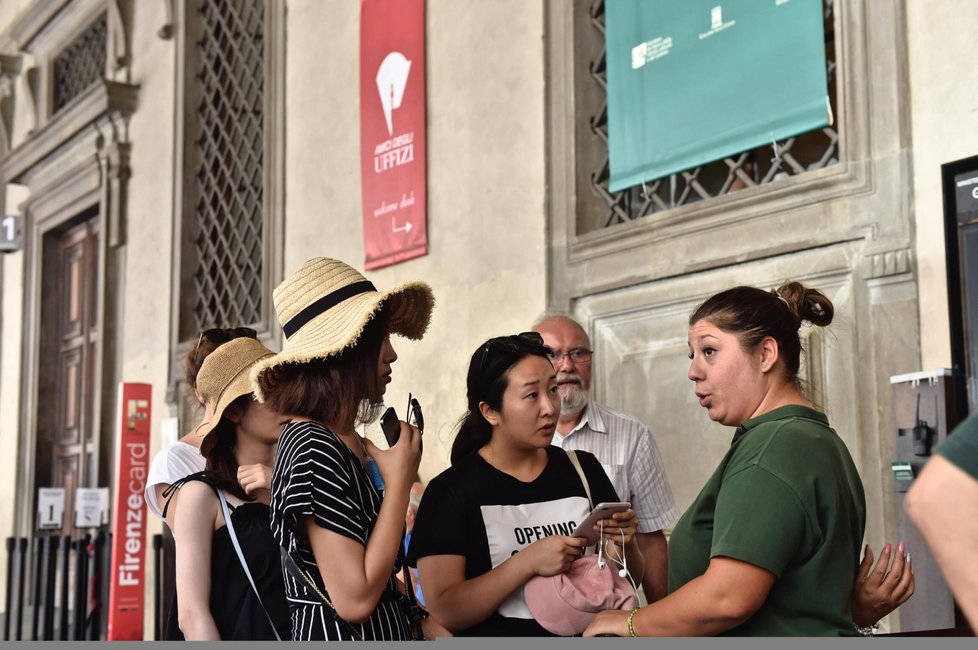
[{"xmin": 533, "ymin": 314, "xmax": 679, "ymax": 603}]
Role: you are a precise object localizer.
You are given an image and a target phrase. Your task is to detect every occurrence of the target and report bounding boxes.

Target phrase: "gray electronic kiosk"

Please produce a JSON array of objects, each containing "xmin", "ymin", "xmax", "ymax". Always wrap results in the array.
[{"xmin": 889, "ymin": 369, "xmax": 965, "ymax": 633}]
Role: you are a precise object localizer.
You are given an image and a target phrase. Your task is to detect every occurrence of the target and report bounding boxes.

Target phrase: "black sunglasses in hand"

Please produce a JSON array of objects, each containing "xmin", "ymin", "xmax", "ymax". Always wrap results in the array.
[{"xmin": 380, "ymin": 394, "xmax": 424, "ymax": 451}]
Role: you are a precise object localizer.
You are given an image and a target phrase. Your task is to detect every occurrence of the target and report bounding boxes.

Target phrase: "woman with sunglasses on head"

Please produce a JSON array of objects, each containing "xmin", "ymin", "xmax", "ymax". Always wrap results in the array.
[
  {"xmin": 406, "ymin": 332, "xmax": 644, "ymax": 636},
  {"xmin": 146, "ymin": 326, "xmax": 269, "ymax": 535},
  {"xmin": 166, "ymin": 337, "xmax": 291, "ymax": 640},
  {"xmin": 253, "ymin": 258, "xmax": 436, "ymax": 641},
  {"xmin": 585, "ymin": 282, "xmax": 878, "ymax": 637}
]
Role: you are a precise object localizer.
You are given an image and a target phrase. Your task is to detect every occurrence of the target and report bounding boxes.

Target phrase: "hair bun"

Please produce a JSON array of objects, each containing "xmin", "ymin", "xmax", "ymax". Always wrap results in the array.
[{"xmin": 775, "ymin": 281, "xmax": 834, "ymax": 328}]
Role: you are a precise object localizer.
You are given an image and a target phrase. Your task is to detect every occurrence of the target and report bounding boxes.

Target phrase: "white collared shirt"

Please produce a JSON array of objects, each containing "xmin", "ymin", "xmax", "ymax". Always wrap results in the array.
[{"xmin": 551, "ymin": 401, "xmax": 679, "ymax": 533}]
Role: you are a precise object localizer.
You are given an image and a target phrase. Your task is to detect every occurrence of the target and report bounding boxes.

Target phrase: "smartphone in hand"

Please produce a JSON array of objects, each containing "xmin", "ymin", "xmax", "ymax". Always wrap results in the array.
[
  {"xmin": 381, "ymin": 407, "xmax": 400, "ymax": 447},
  {"xmin": 571, "ymin": 502, "xmax": 631, "ymax": 546}
]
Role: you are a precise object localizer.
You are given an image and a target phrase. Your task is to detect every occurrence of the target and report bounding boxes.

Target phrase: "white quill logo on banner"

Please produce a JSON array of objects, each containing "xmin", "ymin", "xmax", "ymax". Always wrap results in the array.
[{"xmin": 376, "ymin": 52, "xmax": 412, "ymax": 136}]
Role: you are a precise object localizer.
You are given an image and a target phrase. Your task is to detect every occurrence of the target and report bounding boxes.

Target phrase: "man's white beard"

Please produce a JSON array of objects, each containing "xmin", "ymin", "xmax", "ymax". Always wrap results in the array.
[{"xmin": 557, "ymin": 373, "xmax": 589, "ymax": 418}]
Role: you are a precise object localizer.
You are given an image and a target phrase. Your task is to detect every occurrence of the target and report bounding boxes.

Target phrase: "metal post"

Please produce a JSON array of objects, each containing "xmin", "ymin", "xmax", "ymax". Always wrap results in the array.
[
  {"xmin": 34, "ymin": 536, "xmax": 51, "ymax": 640},
  {"xmin": 30, "ymin": 537, "xmax": 41, "ymax": 640},
  {"xmin": 72, "ymin": 535, "xmax": 89, "ymax": 640},
  {"xmin": 99, "ymin": 532, "xmax": 111, "ymax": 639},
  {"xmin": 44, "ymin": 534, "xmax": 58, "ymax": 639},
  {"xmin": 3, "ymin": 537, "xmax": 15, "ymax": 641},
  {"xmin": 86, "ymin": 532, "xmax": 103, "ymax": 640},
  {"xmin": 58, "ymin": 536, "xmax": 70, "ymax": 640},
  {"xmin": 14, "ymin": 538, "xmax": 27, "ymax": 640},
  {"xmin": 153, "ymin": 534, "xmax": 162, "ymax": 640}
]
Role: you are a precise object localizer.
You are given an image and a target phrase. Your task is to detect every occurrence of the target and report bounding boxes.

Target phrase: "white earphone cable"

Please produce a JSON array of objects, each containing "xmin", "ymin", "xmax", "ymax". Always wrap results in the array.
[{"xmin": 603, "ymin": 528, "xmax": 640, "ymax": 600}]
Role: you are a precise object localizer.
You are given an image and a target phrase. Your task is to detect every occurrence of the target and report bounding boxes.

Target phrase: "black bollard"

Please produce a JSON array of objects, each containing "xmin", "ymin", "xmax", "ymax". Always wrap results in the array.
[
  {"xmin": 37, "ymin": 536, "xmax": 50, "ymax": 640},
  {"xmin": 72, "ymin": 535, "xmax": 90, "ymax": 640},
  {"xmin": 86, "ymin": 532, "xmax": 104, "ymax": 640},
  {"xmin": 30, "ymin": 537, "xmax": 42, "ymax": 640},
  {"xmin": 14, "ymin": 538, "xmax": 27, "ymax": 640},
  {"xmin": 4, "ymin": 537, "xmax": 14, "ymax": 641},
  {"xmin": 98, "ymin": 532, "xmax": 112, "ymax": 639},
  {"xmin": 58, "ymin": 536, "xmax": 70, "ymax": 640},
  {"xmin": 43, "ymin": 535, "xmax": 57, "ymax": 640},
  {"xmin": 153, "ymin": 534, "xmax": 162, "ymax": 640}
]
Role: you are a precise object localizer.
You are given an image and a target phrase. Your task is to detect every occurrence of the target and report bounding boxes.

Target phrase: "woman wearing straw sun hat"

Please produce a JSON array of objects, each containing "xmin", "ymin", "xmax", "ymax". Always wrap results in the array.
[
  {"xmin": 253, "ymin": 257, "xmax": 436, "ymax": 641},
  {"xmin": 146, "ymin": 326, "xmax": 262, "ymax": 535},
  {"xmin": 166, "ymin": 337, "xmax": 292, "ymax": 640}
]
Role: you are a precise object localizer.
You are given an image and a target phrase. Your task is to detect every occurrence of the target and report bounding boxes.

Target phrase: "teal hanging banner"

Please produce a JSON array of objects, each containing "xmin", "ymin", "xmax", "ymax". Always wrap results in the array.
[{"xmin": 605, "ymin": 0, "xmax": 829, "ymax": 192}]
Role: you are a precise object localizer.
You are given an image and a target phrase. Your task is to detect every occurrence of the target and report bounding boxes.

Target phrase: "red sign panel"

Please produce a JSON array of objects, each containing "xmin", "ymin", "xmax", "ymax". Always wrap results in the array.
[
  {"xmin": 107, "ymin": 383, "xmax": 151, "ymax": 640},
  {"xmin": 360, "ymin": 0, "xmax": 428, "ymax": 270}
]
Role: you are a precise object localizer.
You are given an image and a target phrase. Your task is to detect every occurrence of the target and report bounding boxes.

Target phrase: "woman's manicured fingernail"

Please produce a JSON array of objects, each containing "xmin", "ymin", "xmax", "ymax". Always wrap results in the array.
[
  {"xmin": 884, "ymin": 543, "xmax": 892, "ymax": 554},
  {"xmin": 897, "ymin": 540, "xmax": 905, "ymax": 554},
  {"xmin": 906, "ymin": 552, "xmax": 912, "ymax": 565}
]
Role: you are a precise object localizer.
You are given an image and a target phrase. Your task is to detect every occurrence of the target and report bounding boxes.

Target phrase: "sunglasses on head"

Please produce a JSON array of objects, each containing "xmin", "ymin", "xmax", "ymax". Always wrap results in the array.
[
  {"xmin": 192, "ymin": 326, "xmax": 258, "ymax": 367},
  {"xmin": 478, "ymin": 331, "xmax": 545, "ymax": 373}
]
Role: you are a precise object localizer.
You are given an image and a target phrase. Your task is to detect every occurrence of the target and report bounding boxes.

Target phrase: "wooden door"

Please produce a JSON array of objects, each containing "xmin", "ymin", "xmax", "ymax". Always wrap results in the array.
[{"xmin": 49, "ymin": 217, "xmax": 99, "ymax": 536}]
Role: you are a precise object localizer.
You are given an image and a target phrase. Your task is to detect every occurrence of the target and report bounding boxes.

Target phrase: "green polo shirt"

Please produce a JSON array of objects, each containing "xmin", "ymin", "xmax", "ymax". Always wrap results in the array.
[
  {"xmin": 938, "ymin": 412, "xmax": 978, "ymax": 480},
  {"xmin": 668, "ymin": 405, "xmax": 866, "ymax": 636}
]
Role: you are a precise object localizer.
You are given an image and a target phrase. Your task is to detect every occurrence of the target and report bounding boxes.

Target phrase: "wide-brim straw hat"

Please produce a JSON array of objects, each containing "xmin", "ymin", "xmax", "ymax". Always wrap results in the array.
[
  {"xmin": 250, "ymin": 257, "xmax": 434, "ymax": 400},
  {"xmin": 196, "ymin": 337, "xmax": 275, "ymax": 455}
]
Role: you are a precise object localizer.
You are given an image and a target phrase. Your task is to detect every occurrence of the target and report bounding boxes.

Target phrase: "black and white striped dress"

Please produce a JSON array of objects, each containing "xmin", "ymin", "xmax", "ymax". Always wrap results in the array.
[{"xmin": 270, "ymin": 421, "xmax": 412, "ymax": 640}]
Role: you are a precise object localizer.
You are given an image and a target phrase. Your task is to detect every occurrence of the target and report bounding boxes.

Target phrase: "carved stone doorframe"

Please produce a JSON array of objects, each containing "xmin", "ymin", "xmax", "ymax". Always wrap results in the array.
[{"xmin": 4, "ymin": 105, "xmax": 134, "ymax": 535}]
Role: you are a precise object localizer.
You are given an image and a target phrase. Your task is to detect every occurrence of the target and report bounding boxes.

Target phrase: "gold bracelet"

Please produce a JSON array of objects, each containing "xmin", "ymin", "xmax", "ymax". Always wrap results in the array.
[{"xmin": 627, "ymin": 607, "xmax": 640, "ymax": 637}]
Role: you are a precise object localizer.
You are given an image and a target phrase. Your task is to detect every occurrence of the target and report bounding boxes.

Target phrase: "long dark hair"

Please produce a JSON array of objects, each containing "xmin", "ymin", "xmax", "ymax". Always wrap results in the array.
[
  {"xmin": 204, "ymin": 395, "xmax": 253, "ymax": 501},
  {"xmin": 450, "ymin": 332, "xmax": 553, "ymax": 465},
  {"xmin": 257, "ymin": 306, "xmax": 391, "ymax": 427},
  {"xmin": 689, "ymin": 281, "xmax": 834, "ymax": 386}
]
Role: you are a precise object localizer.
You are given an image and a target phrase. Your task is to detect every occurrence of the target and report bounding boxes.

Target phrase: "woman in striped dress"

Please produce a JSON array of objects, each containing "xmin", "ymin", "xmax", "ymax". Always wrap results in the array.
[{"xmin": 251, "ymin": 257, "xmax": 435, "ymax": 640}]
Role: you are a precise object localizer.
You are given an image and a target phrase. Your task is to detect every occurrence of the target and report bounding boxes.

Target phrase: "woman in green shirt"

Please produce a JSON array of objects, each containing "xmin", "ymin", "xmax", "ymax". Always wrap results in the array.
[{"xmin": 586, "ymin": 281, "xmax": 903, "ymax": 636}]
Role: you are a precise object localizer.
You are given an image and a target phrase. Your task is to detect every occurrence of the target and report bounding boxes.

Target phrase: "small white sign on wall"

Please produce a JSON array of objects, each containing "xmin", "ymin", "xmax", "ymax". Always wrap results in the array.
[
  {"xmin": 75, "ymin": 487, "xmax": 108, "ymax": 528},
  {"xmin": 37, "ymin": 488, "xmax": 66, "ymax": 530}
]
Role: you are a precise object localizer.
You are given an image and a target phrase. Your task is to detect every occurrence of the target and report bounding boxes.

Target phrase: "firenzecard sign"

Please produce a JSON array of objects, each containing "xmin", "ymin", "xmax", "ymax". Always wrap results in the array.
[{"xmin": 107, "ymin": 383, "xmax": 151, "ymax": 640}]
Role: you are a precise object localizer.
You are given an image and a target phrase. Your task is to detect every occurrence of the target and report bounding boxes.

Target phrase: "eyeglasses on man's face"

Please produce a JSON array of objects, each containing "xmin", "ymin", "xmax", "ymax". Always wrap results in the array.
[{"xmin": 545, "ymin": 348, "xmax": 593, "ymax": 364}]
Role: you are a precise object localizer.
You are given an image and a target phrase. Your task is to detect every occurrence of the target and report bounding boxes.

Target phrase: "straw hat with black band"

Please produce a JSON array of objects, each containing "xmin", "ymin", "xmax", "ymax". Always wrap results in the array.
[
  {"xmin": 250, "ymin": 257, "xmax": 434, "ymax": 400},
  {"xmin": 196, "ymin": 337, "xmax": 276, "ymax": 456}
]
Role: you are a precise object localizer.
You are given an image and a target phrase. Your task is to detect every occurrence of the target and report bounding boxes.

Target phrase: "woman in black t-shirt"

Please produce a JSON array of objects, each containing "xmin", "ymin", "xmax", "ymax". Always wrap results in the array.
[{"xmin": 407, "ymin": 332, "xmax": 644, "ymax": 636}]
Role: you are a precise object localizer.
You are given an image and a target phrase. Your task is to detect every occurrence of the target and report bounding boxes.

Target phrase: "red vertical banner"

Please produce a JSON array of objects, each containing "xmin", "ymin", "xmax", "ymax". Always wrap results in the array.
[
  {"xmin": 107, "ymin": 383, "xmax": 151, "ymax": 640},
  {"xmin": 360, "ymin": 0, "xmax": 428, "ymax": 270}
]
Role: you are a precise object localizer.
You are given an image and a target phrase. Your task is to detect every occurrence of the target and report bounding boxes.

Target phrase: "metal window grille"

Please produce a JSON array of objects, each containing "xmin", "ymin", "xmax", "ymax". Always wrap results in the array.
[
  {"xmin": 581, "ymin": 0, "xmax": 838, "ymax": 231},
  {"xmin": 52, "ymin": 13, "xmax": 107, "ymax": 114},
  {"xmin": 191, "ymin": 0, "xmax": 265, "ymax": 331}
]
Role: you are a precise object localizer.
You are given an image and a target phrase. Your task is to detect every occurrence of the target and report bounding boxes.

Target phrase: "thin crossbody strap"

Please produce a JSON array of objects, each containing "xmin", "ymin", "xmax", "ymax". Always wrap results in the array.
[
  {"xmin": 565, "ymin": 449, "xmax": 593, "ymax": 510},
  {"xmin": 217, "ymin": 489, "xmax": 282, "ymax": 641},
  {"xmin": 279, "ymin": 546, "xmax": 364, "ymax": 641},
  {"xmin": 397, "ymin": 537, "xmax": 425, "ymax": 640}
]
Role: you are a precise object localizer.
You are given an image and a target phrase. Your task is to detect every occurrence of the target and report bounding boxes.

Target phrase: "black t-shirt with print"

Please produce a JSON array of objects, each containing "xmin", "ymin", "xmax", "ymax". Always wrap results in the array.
[{"xmin": 407, "ymin": 445, "xmax": 619, "ymax": 636}]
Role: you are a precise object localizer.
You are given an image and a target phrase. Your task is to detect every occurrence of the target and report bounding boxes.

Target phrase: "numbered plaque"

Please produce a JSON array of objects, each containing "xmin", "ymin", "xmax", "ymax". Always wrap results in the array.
[
  {"xmin": 37, "ymin": 488, "xmax": 66, "ymax": 530},
  {"xmin": 0, "ymin": 214, "xmax": 22, "ymax": 252}
]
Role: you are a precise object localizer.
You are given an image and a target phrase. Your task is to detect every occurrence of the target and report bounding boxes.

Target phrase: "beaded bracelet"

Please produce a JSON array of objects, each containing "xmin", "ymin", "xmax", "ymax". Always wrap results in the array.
[
  {"xmin": 854, "ymin": 621, "xmax": 879, "ymax": 637},
  {"xmin": 627, "ymin": 607, "xmax": 640, "ymax": 637}
]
